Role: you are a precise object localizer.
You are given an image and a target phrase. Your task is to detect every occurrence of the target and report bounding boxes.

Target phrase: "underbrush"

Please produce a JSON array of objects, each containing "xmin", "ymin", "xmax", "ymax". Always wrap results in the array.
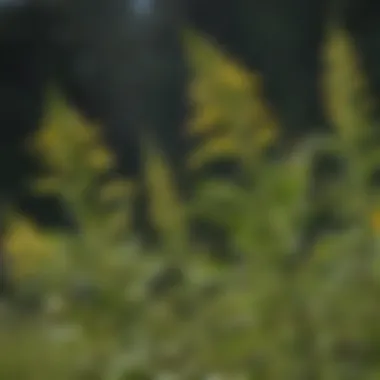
[{"xmin": 2, "ymin": 30, "xmax": 380, "ymax": 379}]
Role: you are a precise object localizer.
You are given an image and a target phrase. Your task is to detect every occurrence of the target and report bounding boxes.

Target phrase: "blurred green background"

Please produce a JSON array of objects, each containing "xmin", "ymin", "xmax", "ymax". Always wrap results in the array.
[{"xmin": 2, "ymin": 28, "xmax": 380, "ymax": 379}]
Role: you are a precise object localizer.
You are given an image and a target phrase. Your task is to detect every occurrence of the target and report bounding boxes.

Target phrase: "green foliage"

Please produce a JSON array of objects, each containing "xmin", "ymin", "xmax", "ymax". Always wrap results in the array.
[{"xmin": 2, "ymin": 29, "xmax": 380, "ymax": 379}]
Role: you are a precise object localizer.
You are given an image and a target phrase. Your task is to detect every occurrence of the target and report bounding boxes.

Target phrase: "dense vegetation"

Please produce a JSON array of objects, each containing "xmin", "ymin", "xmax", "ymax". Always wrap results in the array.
[{"xmin": 2, "ymin": 29, "xmax": 380, "ymax": 379}]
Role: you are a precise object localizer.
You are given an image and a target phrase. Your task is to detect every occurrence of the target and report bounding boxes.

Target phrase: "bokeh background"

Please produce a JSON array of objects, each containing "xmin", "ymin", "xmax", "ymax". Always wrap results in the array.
[{"xmin": 2, "ymin": 28, "xmax": 380, "ymax": 379}]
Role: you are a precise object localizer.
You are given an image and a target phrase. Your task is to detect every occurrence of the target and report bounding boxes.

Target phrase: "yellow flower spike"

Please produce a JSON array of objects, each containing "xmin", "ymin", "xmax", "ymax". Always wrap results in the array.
[
  {"xmin": 87, "ymin": 148, "xmax": 115, "ymax": 172},
  {"xmin": 190, "ymin": 104, "xmax": 222, "ymax": 134},
  {"xmin": 220, "ymin": 63, "xmax": 250, "ymax": 90},
  {"xmin": 5, "ymin": 218, "xmax": 55, "ymax": 277},
  {"xmin": 189, "ymin": 136, "xmax": 237, "ymax": 170}
]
